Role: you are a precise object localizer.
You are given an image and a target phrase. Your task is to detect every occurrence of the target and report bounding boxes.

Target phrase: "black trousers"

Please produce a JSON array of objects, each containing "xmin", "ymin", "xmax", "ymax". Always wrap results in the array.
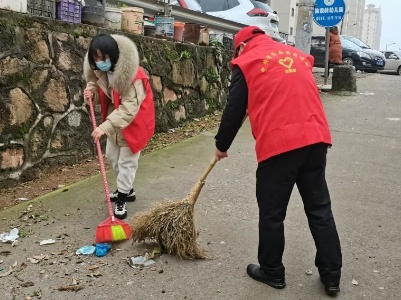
[{"xmin": 256, "ymin": 143, "xmax": 342, "ymax": 282}]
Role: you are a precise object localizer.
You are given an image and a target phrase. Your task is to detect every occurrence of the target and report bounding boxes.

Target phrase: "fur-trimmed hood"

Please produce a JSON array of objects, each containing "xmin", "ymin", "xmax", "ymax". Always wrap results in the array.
[{"xmin": 83, "ymin": 34, "xmax": 139, "ymax": 95}]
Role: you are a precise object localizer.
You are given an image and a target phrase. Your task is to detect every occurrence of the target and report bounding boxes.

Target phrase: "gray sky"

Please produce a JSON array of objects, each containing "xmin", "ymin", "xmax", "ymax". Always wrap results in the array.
[{"xmin": 367, "ymin": 0, "xmax": 401, "ymax": 50}]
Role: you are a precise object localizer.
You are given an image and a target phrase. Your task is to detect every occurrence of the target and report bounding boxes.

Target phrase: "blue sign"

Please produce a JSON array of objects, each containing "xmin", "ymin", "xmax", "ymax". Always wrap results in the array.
[{"xmin": 313, "ymin": 0, "xmax": 346, "ymax": 28}]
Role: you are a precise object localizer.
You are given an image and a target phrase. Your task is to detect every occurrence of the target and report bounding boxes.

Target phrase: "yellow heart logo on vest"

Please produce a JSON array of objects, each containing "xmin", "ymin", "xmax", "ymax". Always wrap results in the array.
[{"xmin": 278, "ymin": 57, "xmax": 294, "ymax": 69}]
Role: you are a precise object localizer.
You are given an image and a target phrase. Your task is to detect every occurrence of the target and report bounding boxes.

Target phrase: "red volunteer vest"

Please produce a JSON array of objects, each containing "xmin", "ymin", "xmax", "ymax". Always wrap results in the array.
[
  {"xmin": 232, "ymin": 35, "xmax": 332, "ymax": 163},
  {"xmin": 98, "ymin": 67, "xmax": 155, "ymax": 153}
]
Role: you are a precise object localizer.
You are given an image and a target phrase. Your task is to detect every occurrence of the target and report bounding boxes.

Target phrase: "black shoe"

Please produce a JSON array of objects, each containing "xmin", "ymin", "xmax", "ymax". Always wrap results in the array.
[
  {"xmin": 110, "ymin": 188, "xmax": 136, "ymax": 202},
  {"xmin": 246, "ymin": 264, "xmax": 286, "ymax": 289},
  {"xmin": 320, "ymin": 277, "xmax": 340, "ymax": 296}
]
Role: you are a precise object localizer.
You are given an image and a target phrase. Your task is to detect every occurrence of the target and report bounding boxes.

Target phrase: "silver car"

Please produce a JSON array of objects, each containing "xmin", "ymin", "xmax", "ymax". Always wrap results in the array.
[{"xmin": 380, "ymin": 51, "xmax": 401, "ymax": 75}]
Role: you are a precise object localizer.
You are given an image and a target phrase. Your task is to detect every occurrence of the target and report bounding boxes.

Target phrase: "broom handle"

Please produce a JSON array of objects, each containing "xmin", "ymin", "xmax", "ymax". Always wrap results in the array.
[
  {"xmin": 198, "ymin": 158, "xmax": 217, "ymax": 183},
  {"xmin": 188, "ymin": 158, "xmax": 217, "ymax": 206},
  {"xmin": 87, "ymin": 97, "xmax": 115, "ymax": 220}
]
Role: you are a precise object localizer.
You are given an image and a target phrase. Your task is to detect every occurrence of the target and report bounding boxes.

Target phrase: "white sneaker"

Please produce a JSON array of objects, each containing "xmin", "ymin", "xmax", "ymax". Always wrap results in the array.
[{"xmin": 114, "ymin": 200, "xmax": 127, "ymax": 220}]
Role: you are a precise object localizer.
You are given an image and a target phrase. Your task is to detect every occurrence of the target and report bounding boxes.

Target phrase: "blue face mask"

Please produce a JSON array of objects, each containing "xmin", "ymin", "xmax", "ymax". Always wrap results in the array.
[{"xmin": 95, "ymin": 59, "xmax": 112, "ymax": 71}]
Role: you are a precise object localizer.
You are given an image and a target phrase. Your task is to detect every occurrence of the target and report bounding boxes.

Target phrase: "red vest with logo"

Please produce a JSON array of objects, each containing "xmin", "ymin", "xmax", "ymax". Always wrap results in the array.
[
  {"xmin": 232, "ymin": 35, "xmax": 332, "ymax": 163},
  {"xmin": 98, "ymin": 67, "xmax": 155, "ymax": 153}
]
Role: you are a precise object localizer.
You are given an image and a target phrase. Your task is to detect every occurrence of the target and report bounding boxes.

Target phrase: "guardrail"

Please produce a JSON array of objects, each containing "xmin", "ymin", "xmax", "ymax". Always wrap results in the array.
[{"xmin": 120, "ymin": 0, "xmax": 246, "ymax": 35}]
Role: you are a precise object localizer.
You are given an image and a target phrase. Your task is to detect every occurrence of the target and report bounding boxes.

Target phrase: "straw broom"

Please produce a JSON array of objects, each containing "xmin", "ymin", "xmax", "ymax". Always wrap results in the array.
[{"xmin": 130, "ymin": 158, "xmax": 217, "ymax": 259}]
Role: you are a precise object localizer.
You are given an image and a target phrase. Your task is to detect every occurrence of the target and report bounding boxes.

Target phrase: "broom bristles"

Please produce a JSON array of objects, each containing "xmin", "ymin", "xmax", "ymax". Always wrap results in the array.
[
  {"xmin": 95, "ymin": 219, "xmax": 132, "ymax": 243},
  {"xmin": 130, "ymin": 199, "xmax": 208, "ymax": 259},
  {"xmin": 111, "ymin": 225, "xmax": 129, "ymax": 241}
]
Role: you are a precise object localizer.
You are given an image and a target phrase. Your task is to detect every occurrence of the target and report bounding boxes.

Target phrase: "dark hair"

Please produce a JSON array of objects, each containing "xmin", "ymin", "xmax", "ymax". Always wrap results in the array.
[{"xmin": 88, "ymin": 34, "xmax": 120, "ymax": 71}]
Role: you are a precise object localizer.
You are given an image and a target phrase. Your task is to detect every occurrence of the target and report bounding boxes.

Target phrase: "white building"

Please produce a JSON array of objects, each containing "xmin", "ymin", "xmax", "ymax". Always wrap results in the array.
[
  {"xmin": 269, "ymin": 0, "xmax": 298, "ymax": 44},
  {"xmin": 341, "ymin": 0, "xmax": 366, "ymax": 38},
  {"xmin": 362, "ymin": 4, "xmax": 382, "ymax": 50}
]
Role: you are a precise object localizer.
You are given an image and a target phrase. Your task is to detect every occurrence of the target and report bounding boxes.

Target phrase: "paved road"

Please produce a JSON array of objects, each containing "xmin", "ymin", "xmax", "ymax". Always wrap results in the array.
[{"xmin": 0, "ymin": 73, "xmax": 400, "ymax": 299}]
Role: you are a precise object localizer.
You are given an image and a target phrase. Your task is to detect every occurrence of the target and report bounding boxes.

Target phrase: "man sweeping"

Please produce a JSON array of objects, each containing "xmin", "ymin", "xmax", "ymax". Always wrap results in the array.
[{"xmin": 214, "ymin": 26, "xmax": 342, "ymax": 296}]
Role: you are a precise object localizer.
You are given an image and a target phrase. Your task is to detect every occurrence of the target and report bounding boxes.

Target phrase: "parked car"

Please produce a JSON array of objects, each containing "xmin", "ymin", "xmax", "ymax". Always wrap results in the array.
[
  {"xmin": 342, "ymin": 35, "xmax": 386, "ymax": 69},
  {"xmin": 379, "ymin": 51, "xmax": 401, "ymax": 75},
  {"xmin": 310, "ymin": 35, "xmax": 385, "ymax": 72},
  {"xmin": 172, "ymin": 0, "xmax": 281, "ymax": 39}
]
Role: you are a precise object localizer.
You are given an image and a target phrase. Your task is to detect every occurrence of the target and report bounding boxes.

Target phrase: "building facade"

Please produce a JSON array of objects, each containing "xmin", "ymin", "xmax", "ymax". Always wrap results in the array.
[
  {"xmin": 362, "ymin": 4, "xmax": 382, "ymax": 50},
  {"xmin": 269, "ymin": 0, "xmax": 298, "ymax": 44},
  {"xmin": 341, "ymin": 0, "xmax": 366, "ymax": 38}
]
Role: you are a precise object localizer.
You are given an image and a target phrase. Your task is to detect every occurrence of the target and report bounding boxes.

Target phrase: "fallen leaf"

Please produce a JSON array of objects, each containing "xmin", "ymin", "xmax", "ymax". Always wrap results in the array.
[
  {"xmin": 40, "ymin": 239, "xmax": 56, "ymax": 245},
  {"xmin": 33, "ymin": 255, "xmax": 47, "ymax": 260},
  {"xmin": 352, "ymin": 279, "xmax": 358, "ymax": 285},
  {"xmin": 88, "ymin": 265, "xmax": 99, "ymax": 271},
  {"xmin": 27, "ymin": 258, "xmax": 40, "ymax": 264},
  {"xmin": 147, "ymin": 247, "xmax": 162, "ymax": 259},
  {"xmin": 57, "ymin": 285, "xmax": 84, "ymax": 292},
  {"xmin": 87, "ymin": 271, "xmax": 102, "ymax": 278},
  {"xmin": 20, "ymin": 282, "xmax": 34, "ymax": 287},
  {"xmin": 59, "ymin": 259, "xmax": 69, "ymax": 264}
]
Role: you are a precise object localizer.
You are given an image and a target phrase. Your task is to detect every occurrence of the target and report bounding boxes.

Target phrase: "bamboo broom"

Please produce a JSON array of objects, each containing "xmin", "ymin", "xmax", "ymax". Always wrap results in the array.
[{"xmin": 130, "ymin": 158, "xmax": 217, "ymax": 259}]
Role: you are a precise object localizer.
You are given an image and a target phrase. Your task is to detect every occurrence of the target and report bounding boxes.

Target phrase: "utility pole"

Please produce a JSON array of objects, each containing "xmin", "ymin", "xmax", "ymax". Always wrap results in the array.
[
  {"xmin": 339, "ymin": 10, "xmax": 349, "ymax": 34},
  {"xmin": 295, "ymin": 0, "xmax": 315, "ymax": 54},
  {"xmin": 386, "ymin": 43, "xmax": 396, "ymax": 50}
]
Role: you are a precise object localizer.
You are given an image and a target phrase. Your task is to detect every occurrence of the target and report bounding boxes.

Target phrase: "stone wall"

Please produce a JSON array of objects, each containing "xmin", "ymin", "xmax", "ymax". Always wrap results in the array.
[{"xmin": 0, "ymin": 10, "xmax": 233, "ymax": 188}]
